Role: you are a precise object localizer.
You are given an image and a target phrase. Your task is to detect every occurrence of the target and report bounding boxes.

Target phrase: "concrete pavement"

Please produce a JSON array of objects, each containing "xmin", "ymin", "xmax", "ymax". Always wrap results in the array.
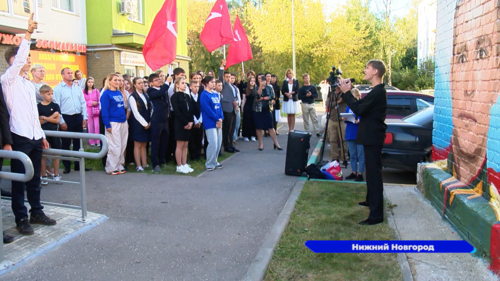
[{"xmin": 0, "ymin": 120, "xmax": 320, "ymax": 281}]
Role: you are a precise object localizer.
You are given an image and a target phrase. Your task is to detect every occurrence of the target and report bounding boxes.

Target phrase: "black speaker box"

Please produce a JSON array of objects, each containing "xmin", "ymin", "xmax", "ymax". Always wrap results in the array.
[{"xmin": 285, "ymin": 130, "xmax": 311, "ymax": 176}]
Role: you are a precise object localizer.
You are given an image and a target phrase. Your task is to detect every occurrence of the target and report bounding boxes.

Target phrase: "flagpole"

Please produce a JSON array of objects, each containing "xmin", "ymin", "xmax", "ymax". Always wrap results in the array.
[
  {"xmin": 292, "ymin": 0, "xmax": 296, "ymax": 76},
  {"xmin": 223, "ymin": 44, "xmax": 226, "ymax": 60},
  {"xmin": 241, "ymin": 62, "xmax": 245, "ymax": 74}
]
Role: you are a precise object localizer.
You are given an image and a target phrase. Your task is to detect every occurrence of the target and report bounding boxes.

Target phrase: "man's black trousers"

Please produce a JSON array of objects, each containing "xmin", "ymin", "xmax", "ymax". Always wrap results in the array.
[
  {"xmin": 189, "ymin": 125, "xmax": 204, "ymax": 160},
  {"xmin": 62, "ymin": 113, "xmax": 83, "ymax": 170},
  {"xmin": 363, "ymin": 144, "xmax": 384, "ymax": 221},
  {"xmin": 222, "ymin": 111, "xmax": 235, "ymax": 150},
  {"xmin": 150, "ymin": 120, "xmax": 169, "ymax": 168},
  {"xmin": 11, "ymin": 133, "xmax": 44, "ymax": 222}
]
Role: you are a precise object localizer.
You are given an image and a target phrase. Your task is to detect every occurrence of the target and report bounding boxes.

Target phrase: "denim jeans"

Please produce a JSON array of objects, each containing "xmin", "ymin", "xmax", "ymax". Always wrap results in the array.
[
  {"xmin": 205, "ymin": 128, "xmax": 222, "ymax": 169},
  {"xmin": 233, "ymin": 110, "xmax": 241, "ymax": 140},
  {"xmin": 346, "ymin": 140, "xmax": 365, "ymax": 173}
]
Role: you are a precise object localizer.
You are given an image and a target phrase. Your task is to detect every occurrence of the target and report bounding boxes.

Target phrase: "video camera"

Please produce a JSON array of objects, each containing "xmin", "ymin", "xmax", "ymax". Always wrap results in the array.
[{"xmin": 327, "ymin": 66, "xmax": 355, "ymax": 87}]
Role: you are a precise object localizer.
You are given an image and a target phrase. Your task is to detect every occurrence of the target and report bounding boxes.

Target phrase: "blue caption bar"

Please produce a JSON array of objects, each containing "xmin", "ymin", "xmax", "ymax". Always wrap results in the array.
[{"xmin": 305, "ymin": 240, "xmax": 475, "ymax": 253}]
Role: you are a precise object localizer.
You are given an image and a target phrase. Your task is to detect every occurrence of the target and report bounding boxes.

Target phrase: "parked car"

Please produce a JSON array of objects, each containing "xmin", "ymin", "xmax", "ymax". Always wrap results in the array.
[
  {"xmin": 361, "ymin": 90, "xmax": 434, "ymax": 119},
  {"xmin": 382, "ymin": 106, "xmax": 434, "ymax": 172},
  {"xmin": 355, "ymin": 84, "xmax": 400, "ymax": 91}
]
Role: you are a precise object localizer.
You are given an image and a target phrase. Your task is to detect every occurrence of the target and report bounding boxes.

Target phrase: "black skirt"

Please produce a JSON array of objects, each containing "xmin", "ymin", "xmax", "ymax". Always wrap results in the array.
[
  {"xmin": 242, "ymin": 106, "xmax": 256, "ymax": 137},
  {"xmin": 253, "ymin": 110, "xmax": 273, "ymax": 130},
  {"xmin": 175, "ymin": 120, "xmax": 192, "ymax": 141}
]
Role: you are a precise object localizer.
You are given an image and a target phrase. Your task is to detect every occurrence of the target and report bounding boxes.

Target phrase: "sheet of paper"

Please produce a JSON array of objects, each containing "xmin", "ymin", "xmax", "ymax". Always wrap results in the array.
[{"xmin": 340, "ymin": 112, "xmax": 356, "ymax": 123}]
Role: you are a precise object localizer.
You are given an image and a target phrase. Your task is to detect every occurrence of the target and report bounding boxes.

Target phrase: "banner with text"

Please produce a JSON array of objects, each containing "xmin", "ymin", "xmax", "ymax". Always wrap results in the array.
[{"xmin": 30, "ymin": 51, "xmax": 87, "ymax": 87}]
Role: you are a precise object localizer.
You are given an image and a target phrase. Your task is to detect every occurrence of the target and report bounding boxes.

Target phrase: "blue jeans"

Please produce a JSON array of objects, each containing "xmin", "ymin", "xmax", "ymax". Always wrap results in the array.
[
  {"xmin": 233, "ymin": 110, "xmax": 241, "ymax": 140},
  {"xmin": 346, "ymin": 140, "xmax": 365, "ymax": 173}
]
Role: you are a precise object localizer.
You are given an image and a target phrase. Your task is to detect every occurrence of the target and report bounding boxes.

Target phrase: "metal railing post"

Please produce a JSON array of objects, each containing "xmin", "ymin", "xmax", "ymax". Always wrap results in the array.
[
  {"xmin": 79, "ymin": 144, "xmax": 87, "ymax": 222},
  {"xmin": 0, "ymin": 150, "xmax": 35, "ymax": 263}
]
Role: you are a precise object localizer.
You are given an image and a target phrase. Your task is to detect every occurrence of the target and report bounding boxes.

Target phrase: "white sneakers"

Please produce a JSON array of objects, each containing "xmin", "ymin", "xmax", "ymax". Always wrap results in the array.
[
  {"xmin": 251, "ymin": 136, "xmax": 256, "ymax": 142},
  {"xmin": 177, "ymin": 164, "xmax": 194, "ymax": 174},
  {"xmin": 243, "ymin": 137, "xmax": 250, "ymax": 142}
]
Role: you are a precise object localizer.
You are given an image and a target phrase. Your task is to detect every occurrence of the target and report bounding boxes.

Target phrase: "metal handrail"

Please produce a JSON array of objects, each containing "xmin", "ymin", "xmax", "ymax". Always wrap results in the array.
[
  {"xmin": 0, "ymin": 150, "xmax": 35, "ymax": 259},
  {"xmin": 0, "ymin": 150, "xmax": 34, "ymax": 182},
  {"xmin": 43, "ymin": 131, "xmax": 108, "ymax": 159}
]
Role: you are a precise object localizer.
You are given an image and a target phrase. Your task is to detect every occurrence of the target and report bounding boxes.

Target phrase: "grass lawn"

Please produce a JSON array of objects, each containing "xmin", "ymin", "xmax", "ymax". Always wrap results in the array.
[
  {"xmin": 83, "ymin": 146, "xmax": 232, "ymax": 177},
  {"xmin": 264, "ymin": 181, "xmax": 402, "ymax": 281}
]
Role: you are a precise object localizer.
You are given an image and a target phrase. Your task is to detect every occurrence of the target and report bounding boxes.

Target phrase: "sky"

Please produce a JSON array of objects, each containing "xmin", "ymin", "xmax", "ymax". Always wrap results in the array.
[{"xmin": 321, "ymin": 0, "xmax": 413, "ymax": 19}]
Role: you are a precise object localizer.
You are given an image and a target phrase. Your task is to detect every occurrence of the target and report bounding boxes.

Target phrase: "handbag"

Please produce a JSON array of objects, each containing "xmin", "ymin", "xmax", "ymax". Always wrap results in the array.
[{"xmin": 92, "ymin": 106, "xmax": 100, "ymax": 116}]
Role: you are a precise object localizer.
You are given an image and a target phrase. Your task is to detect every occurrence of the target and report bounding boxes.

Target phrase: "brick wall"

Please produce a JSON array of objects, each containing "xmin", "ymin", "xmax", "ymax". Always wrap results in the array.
[
  {"xmin": 432, "ymin": 0, "xmax": 500, "ymax": 191},
  {"xmin": 86, "ymin": 50, "xmax": 118, "ymax": 89}
]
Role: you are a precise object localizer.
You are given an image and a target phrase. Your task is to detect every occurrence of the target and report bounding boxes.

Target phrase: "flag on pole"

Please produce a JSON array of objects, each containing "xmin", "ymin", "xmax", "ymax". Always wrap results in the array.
[
  {"xmin": 143, "ymin": 0, "xmax": 177, "ymax": 70},
  {"xmin": 199, "ymin": 0, "xmax": 233, "ymax": 52},
  {"xmin": 225, "ymin": 16, "xmax": 253, "ymax": 70}
]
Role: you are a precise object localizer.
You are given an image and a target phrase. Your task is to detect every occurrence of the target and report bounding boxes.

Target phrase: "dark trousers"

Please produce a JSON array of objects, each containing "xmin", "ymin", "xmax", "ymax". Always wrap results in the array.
[
  {"xmin": 364, "ymin": 144, "xmax": 384, "ymax": 220},
  {"xmin": 11, "ymin": 133, "xmax": 44, "ymax": 222},
  {"xmin": 125, "ymin": 125, "xmax": 135, "ymax": 165},
  {"xmin": 62, "ymin": 114, "xmax": 84, "ymax": 170},
  {"xmin": 222, "ymin": 111, "xmax": 235, "ymax": 150},
  {"xmin": 166, "ymin": 113, "xmax": 177, "ymax": 164},
  {"xmin": 189, "ymin": 125, "xmax": 204, "ymax": 161},
  {"xmin": 150, "ymin": 120, "xmax": 169, "ymax": 168}
]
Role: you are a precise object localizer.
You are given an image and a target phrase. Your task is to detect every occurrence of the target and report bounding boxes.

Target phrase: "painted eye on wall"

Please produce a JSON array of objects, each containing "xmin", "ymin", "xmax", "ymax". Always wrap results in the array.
[
  {"xmin": 477, "ymin": 49, "xmax": 488, "ymax": 60},
  {"xmin": 458, "ymin": 54, "xmax": 467, "ymax": 64}
]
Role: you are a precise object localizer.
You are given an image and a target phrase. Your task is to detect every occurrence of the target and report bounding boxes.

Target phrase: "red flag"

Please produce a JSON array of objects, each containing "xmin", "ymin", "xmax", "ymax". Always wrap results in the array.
[
  {"xmin": 225, "ymin": 16, "xmax": 253, "ymax": 70},
  {"xmin": 199, "ymin": 0, "xmax": 233, "ymax": 52},
  {"xmin": 143, "ymin": 0, "xmax": 177, "ymax": 70}
]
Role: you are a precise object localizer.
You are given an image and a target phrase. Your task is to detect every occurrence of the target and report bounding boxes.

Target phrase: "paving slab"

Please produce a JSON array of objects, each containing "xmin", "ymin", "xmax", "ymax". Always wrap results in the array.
[{"xmin": 384, "ymin": 184, "xmax": 499, "ymax": 281}]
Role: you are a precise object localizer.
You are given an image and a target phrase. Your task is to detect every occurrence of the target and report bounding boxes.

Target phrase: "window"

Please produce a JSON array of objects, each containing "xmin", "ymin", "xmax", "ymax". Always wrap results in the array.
[
  {"xmin": 416, "ymin": 99, "xmax": 432, "ymax": 112},
  {"xmin": 1, "ymin": 0, "xmax": 34, "ymax": 18},
  {"xmin": 127, "ymin": 0, "xmax": 142, "ymax": 23},
  {"xmin": 124, "ymin": 66, "xmax": 137, "ymax": 78},
  {"xmin": 387, "ymin": 97, "xmax": 412, "ymax": 117},
  {"xmin": 52, "ymin": 0, "xmax": 75, "ymax": 13}
]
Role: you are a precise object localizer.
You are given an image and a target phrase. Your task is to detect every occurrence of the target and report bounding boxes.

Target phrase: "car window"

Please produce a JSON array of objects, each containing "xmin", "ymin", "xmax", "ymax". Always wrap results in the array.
[
  {"xmin": 387, "ymin": 97, "xmax": 412, "ymax": 116},
  {"xmin": 416, "ymin": 99, "xmax": 432, "ymax": 111},
  {"xmin": 403, "ymin": 106, "xmax": 434, "ymax": 127}
]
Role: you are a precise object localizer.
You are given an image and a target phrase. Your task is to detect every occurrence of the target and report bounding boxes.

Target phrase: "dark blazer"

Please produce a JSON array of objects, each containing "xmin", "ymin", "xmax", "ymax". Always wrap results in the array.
[
  {"xmin": 147, "ymin": 84, "xmax": 170, "ymax": 123},
  {"xmin": 171, "ymin": 91, "xmax": 194, "ymax": 126},
  {"xmin": 343, "ymin": 83, "xmax": 387, "ymax": 146},
  {"xmin": 219, "ymin": 69, "xmax": 236, "ymax": 113},
  {"xmin": 281, "ymin": 79, "xmax": 300, "ymax": 102},
  {"xmin": 0, "ymin": 83, "xmax": 12, "ymax": 147},
  {"xmin": 272, "ymin": 82, "xmax": 281, "ymax": 110},
  {"xmin": 190, "ymin": 93, "xmax": 201, "ymax": 120}
]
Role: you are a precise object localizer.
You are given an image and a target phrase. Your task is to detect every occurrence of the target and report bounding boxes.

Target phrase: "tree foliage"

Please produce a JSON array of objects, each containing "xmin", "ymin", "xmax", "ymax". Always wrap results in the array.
[{"xmin": 187, "ymin": 0, "xmax": 424, "ymax": 89}]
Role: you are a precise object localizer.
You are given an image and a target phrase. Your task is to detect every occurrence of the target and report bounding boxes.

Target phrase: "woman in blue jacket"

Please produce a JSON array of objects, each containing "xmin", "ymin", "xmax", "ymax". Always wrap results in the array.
[
  {"xmin": 100, "ymin": 73, "xmax": 128, "ymax": 175},
  {"xmin": 200, "ymin": 76, "xmax": 224, "ymax": 171},
  {"xmin": 343, "ymin": 88, "xmax": 365, "ymax": 181}
]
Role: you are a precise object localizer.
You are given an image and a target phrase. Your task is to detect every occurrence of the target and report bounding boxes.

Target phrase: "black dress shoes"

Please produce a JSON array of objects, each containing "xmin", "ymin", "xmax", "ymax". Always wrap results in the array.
[
  {"xmin": 75, "ymin": 168, "xmax": 92, "ymax": 172},
  {"xmin": 63, "ymin": 168, "xmax": 71, "ymax": 174},
  {"xmin": 225, "ymin": 147, "xmax": 235, "ymax": 153},
  {"xmin": 358, "ymin": 201, "xmax": 369, "ymax": 207},
  {"xmin": 1, "ymin": 189, "xmax": 12, "ymax": 197},
  {"xmin": 231, "ymin": 147, "xmax": 240, "ymax": 152},
  {"xmin": 358, "ymin": 218, "xmax": 383, "ymax": 225},
  {"xmin": 3, "ymin": 232, "xmax": 14, "ymax": 244}
]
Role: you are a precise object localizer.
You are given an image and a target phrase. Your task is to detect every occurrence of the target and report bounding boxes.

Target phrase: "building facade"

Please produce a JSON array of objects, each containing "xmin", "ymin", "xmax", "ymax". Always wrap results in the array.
[
  {"xmin": 417, "ymin": 0, "xmax": 437, "ymax": 68},
  {"xmin": 0, "ymin": 0, "xmax": 88, "ymax": 87},
  {"xmin": 86, "ymin": 0, "xmax": 190, "ymax": 88}
]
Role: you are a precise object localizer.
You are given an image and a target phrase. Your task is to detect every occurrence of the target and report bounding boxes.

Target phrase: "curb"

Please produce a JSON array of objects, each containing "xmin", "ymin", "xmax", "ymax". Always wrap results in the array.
[
  {"xmin": 384, "ymin": 190, "xmax": 415, "ymax": 281},
  {"xmin": 241, "ymin": 180, "xmax": 305, "ymax": 281}
]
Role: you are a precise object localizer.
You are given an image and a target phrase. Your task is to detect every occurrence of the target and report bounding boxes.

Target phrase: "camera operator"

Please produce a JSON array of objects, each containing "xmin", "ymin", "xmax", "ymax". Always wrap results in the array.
[
  {"xmin": 325, "ymin": 83, "xmax": 348, "ymax": 163},
  {"xmin": 339, "ymin": 59, "xmax": 388, "ymax": 226}
]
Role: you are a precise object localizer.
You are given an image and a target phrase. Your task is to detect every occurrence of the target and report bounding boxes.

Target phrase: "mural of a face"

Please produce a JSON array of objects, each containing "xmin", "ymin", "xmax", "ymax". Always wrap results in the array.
[{"xmin": 451, "ymin": 0, "xmax": 500, "ymax": 183}]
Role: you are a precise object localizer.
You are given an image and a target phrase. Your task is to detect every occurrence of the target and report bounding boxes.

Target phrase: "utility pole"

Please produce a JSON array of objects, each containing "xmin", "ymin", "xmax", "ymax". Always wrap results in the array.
[{"xmin": 292, "ymin": 0, "xmax": 296, "ymax": 76}]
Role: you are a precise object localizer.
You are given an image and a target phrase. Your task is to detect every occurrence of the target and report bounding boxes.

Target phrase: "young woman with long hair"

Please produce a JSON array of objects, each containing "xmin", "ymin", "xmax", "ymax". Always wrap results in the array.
[
  {"xmin": 83, "ymin": 77, "xmax": 100, "ymax": 146},
  {"xmin": 241, "ymin": 76, "xmax": 257, "ymax": 142},
  {"xmin": 129, "ymin": 77, "xmax": 152, "ymax": 172},
  {"xmin": 171, "ymin": 77, "xmax": 194, "ymax": 173},
  {"xmin": 100, "ymin": 73, "xmax": 129, "ymax": 175}
]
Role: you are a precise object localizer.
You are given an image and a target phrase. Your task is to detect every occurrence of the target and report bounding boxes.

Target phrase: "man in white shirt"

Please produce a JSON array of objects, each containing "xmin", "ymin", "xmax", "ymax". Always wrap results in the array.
[{"xmin": 1, "ymin": 14, "xmax": 55, "ymax": 236}]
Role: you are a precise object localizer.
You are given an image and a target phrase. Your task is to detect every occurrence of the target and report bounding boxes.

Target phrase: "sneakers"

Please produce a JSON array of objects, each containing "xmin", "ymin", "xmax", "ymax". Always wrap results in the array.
[
  {"xmin": 46, "ymin": 171, "xmax": 54, "ymax": 178},
  {"xmin": 206, "ymin": 167, "xmax": 215, "ymax": 172},
  {"xmin": 355, "ymin": 174, "xmax": 364, "ymax": 182},
  {"xmin": 243, "ymin": 137, "xmax": 250, "ymax": 142},
  {"xmin": 176, "ymin": 165, "xmax": 189, "ymax": 174},
  {"xmin": 216, "ymin": 163, "xmax": 223, "ymax": 169},
  {"xmin": 16, "ymin": 218, "xmax": 34, "ymax": 235},
  {"xmin": 136, "ymin": 166, "xmax": 145, "ymax": 172},
  {"xmin": 40, "ymin": 176, "xmax": 48, "ymax": 186},
  {"xmin": 250, "ymin": 137, "xmax": 256, "ymax": 142},
  {"xmin": 110, "ymin": 170, "xmax": 120, "ymax": 175},
  {"xmin": 345, "ymin": 172, "xmax": 357, "ymax": 180},
  {"xmin": 30, "ymin": 213, "xmax": 57, "ymax": 225},
  {"xmin": 53, "ymin": 175, "xmax": 61, "ymax": 184},
  {"xmin": 153, "ymin": 165, "xmax": 162, "ymax": 173},
  {"xmin": 119, "ymin": 169, "xmax": 126, "ymax": 174},
  {"xmin": 183, "ymin": 164, "xmax": 194, "ymax": 173}
]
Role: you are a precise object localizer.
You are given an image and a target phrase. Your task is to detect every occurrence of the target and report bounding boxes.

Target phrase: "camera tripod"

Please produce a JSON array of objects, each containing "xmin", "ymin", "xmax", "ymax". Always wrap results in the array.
[{"xmin": 320, "ymin": 85, "xmax": 348, "ymax": 168}]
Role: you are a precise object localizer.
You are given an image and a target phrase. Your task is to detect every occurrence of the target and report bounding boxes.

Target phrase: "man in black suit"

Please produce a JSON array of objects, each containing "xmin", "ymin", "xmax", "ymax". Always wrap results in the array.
[
  {"xmin": 188, "ymin": 81, "xmax": 203, "ymax": 161},
  {"xmin": 147, "ymin": 73, "xmax": 170, "ymax": 173},
  {"xmin": 0, "ymin": 83, "xmax": 15, "ymax": 243},
  {"xmin": 339, "ymin": 60, "xmax": 388, "ymax": 226},
  {"xmin": 219, "ymin": 59, "xmax": 239, "ymax": 153}
]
